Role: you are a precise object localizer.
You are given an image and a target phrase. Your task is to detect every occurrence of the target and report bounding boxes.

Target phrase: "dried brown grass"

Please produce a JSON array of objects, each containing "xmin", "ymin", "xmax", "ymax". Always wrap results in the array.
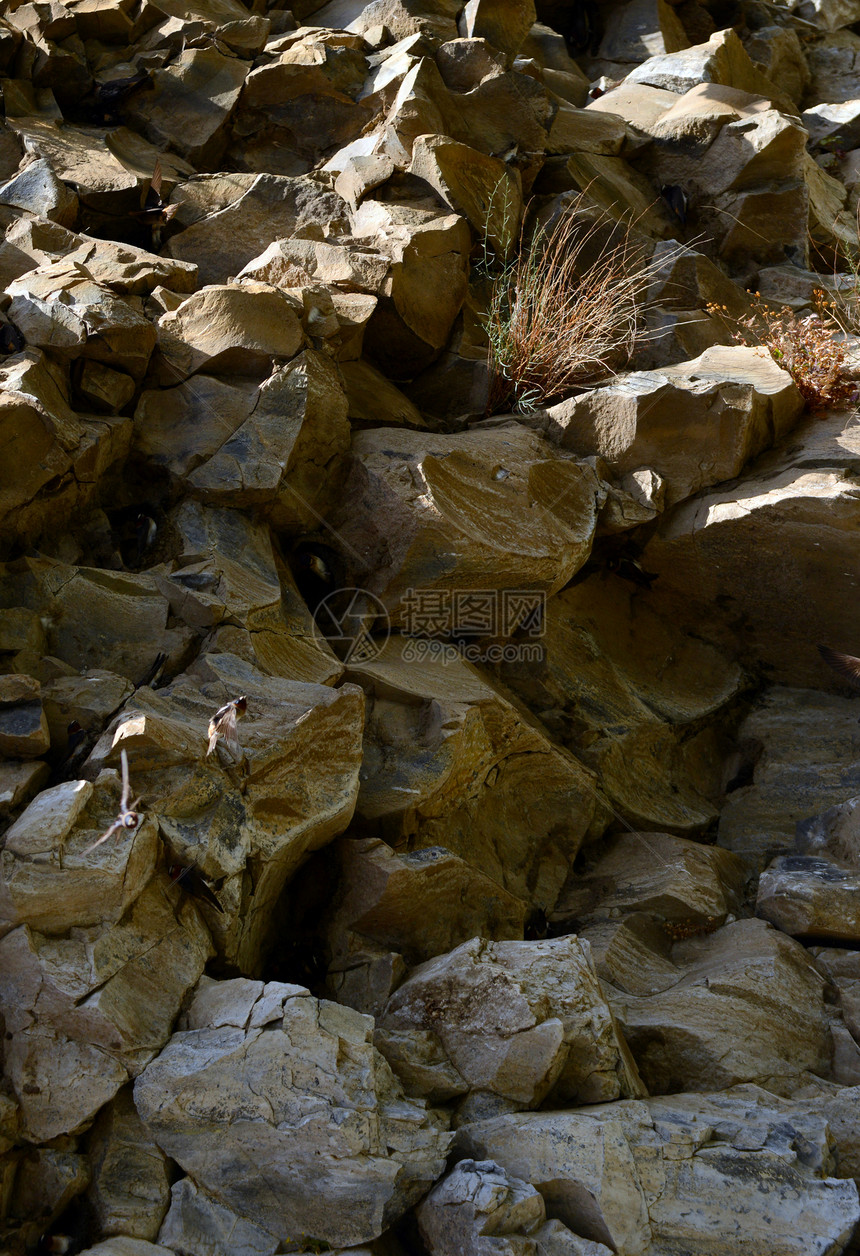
[{"xmin": 481, "ymin": 195, "xmax": 675, "ymax": 414}]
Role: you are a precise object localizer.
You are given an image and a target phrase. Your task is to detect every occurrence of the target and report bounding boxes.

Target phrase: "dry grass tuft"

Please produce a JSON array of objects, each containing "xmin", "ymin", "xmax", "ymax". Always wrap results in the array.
[
  {"xmin": 706, "ymin": 293, "xmax": 857, "ymax": 412},
  {"xmin": 480, "ymin": 195, "xmax": 677, "ymax": 415}
]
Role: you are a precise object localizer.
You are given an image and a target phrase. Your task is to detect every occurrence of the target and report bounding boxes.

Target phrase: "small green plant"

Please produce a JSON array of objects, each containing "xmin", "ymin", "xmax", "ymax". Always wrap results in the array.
[
  {"xmin": 479, "ymin": 193, "xmax": 677, "ymax": 415},
  {"xmin": 706, "ymin": 293, "xmax": 856, "ymax": 412}
]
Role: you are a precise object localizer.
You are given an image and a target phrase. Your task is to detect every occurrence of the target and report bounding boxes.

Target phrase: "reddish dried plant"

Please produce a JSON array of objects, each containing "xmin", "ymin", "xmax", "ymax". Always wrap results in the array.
[{"xmin": 706, "ymin": 294, "xmax": 856, "ymax": 412}]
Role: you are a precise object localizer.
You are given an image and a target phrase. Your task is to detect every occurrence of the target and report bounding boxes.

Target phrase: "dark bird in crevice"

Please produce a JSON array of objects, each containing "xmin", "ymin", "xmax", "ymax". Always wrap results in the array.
[
  {"xmin": 819, "ymin": 645, "xmax": 860, "ymax": 689},
  {"xmin": 661, "ymin": 184, "xmax": 689, "ymax": 228},
  {"xmin": 168, "ymin": 862, "xmax": 224, "ymax": 913},
  {"xmin": 131, "ymin": 158, "xmax": 181, "ymax": 248},
  {"xmin": 86, "ymin": 68, "xmax": 152, "ymax": 124},
  {"xmin": 561, "ymin": 0, "xmax": 602, "ymax": 54},
  {"xmin": 0, "ymin": 323, "xmax": 25, "ymax": 355},
  {"xmin": 290, "ymin": 539, "xmax": 349, "ymax": 613}
]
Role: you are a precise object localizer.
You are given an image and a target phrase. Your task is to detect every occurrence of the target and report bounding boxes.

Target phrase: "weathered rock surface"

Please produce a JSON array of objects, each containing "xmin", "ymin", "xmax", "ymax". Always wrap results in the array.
[
  {"xmin": 456, "ymin": 1086, "xmax": 860, "ymax": 1255},
  {"xmin": 83, "ymin": 653, "xmax": 364, "ymax": 973},
  {"xmin": 718, "ymin": 688, "xmax": 860, "ymax": 872},
  {"xmin": 329, "ymin": 425, "xmax": 602, "ymax": 618},
  {"xmin": 379, "ymin": 936, "xmax": 644, "ymax": 1110},
  {"xmin": 134, "ymin": 976, "xmax": 451, "ymax": 1248},
  {"xmin": 643, "ymin": 409, "xmax": 860, "ymax": 691},
  {"xmin": 535, "ymin": 345, "xmax": 804, "ymax": 507},
  {"xmin": 589, "ymin": 917, "xmax": 831, "ymax": 1094},
  {"xmin": 87, "ymin": 1087, "xmax": 171, "ymax": 1241},
  {"xmin": 346, "ymin": 641, "xmax": 601, "ymax": 910}
]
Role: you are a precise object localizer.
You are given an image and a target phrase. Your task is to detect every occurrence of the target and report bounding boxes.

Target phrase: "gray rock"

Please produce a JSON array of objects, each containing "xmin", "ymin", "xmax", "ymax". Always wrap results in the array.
[
  {"xmin": 134, "ymin": 978, "xmax": 452, "ymax": 1248},
  {"xmin": 456, "ymin": 1087, "xmax": 860, "ymax": 1255}
]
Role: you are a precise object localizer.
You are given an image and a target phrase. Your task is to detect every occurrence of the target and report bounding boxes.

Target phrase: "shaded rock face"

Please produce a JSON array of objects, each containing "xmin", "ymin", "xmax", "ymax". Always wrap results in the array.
[{"xmin": 2, "ymin": 0, "xmax": 860, "ymax": 1254}]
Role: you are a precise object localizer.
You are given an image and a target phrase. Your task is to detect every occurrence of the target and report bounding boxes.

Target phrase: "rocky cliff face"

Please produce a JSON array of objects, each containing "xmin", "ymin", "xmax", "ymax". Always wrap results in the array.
[{"xmin": 2, "ymin": 0, "xmax": 860, "ymax": 1253}]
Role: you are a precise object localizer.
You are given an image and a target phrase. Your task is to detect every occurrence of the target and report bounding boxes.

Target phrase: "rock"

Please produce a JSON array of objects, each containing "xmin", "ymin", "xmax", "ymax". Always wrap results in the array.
[
  {"xmin": 0, "ymin": 674, "xmax": 49, "ymax": 759},
  {"xmin": 643, "ymin": 409, "xmax": 860, "ymax": 695},
  {"xmin": 133, "ymin": 977, "xmax": 451, "ymax": 1248},
  {"xmin": 0, "ymin": 760, "xmax": 50, "ymax": 814},
  {"xmin": 351, "ymin": 196, "xmax": 472, "ymax": 375},
  {"xmin": 535, "ymin": 345, "xmax": 803, "ymax": 507},
  {"xmin": 380, "ymin": 936, "xmax": 644, "ymax": 1109},
  {"xmin": 84, "ymin": 653, "xmax": 364, "ymax": 973},
  {"xmin": 627, "ymin": 28, "xmax": 795, "ymax": 115},
  {"xmin": 123, "ymin": 47, "xmax": 248, "ymax": 167},
  {"xmin": 409, "ymin": 134, "xmax": 522, "ymax": 255},
  {"xmin": 718, "ymin": 689, "xmax": 860, "ymax": 872},
  {"xmin": 157, "ymin": 500, "xmax": 341, "ymax": 683},
  {"xmin": 77, "ymin": 361, "xmax": 136, "ymax": 414},
  {"xmin": 158, "ymin": 1178, "xmax": 280, "ymax": 1256},
  {"xmin": 437, "ymin": 36, "xmax": 508, "ymax": 92},
  {"xmin": 0, "ymin": 772, "xmax": 160, "ymax": 937},
  {"xmin": 456, "ymin": 1087, "xmax": 860, "ymax": 1256},
  {"xmin": 593, "ymin": 917, "xmax": 831, "ymax": 1094},
  {"xmin": 230, "ymin": 28, "xmax": 371, "ymax": 174},
  {"xmin": 796, "ymin": 0, "xmax": 860, "ymax": 31},
  {"xmin": 0, "ymin": 351, "xmax": 131, "ymax": 544},
  {"xmin": 545, "ymin": 103, "xmax": 627, "ymax": 156},
  {"xmin": 812, "ymin": 948, "xmax": 860, "ymax": 1043},
  {"xmin": 155, "ymin": 282, "xmax": 304, "ymax": 380},
  {"xmin": 165, "ymin": 172, "xmax": 349, "ymax": 286},
  {"xmin": 596, "ymin": 0, "xmax": 689, "ymax": 64},
  {"xmin": 322, "ymin": 838, "xmax": 526, "ymax": 978},
  {"xmin": 805, "ymin": 30, "xmax": 860, "ymax": 105},
  {"xmin": 345, "ymin": 639, "xmax": 601, "ymax": 909},
  {"xmin": 0, "ymin": 876, "xmax": 211, "ymax": 1141},
  {"xmin": 0, "ymin": 555, "xmax": 193, "ymax": 683},
  {"xmin": 416, "ymin": 1158, "xmax": 546, "ymax": 1256},
  {"xmin": 0, "ymin": 155, "xmax": 78, "ymax": 226},
  {"xmin": 329, "ymin": 424, "xmax": 601, "ymax": 617},
  {"xmin": 8, "ymin": 261, "xmax": 157, "ymax": 379},
  {"xmin": 3, "ymin": 116, "xmax": 193, "ymax": 217},
  {"xmin": 756, "ymin": 854, "xmax": 860, "ymax": 944},
  {"xmin": 340, "ymin": 358, "xmax": 427, "ymax": 427},
  {"xmin": 78, "ymin": 1242, "xmax": 175, "ymax": 1256},
  {"xmin": 500, "ymin": 576, "xmax": 743, "ymax": 833},
  {"xmin": 797, "ymin": 794, "xmax": 860, "ymax": 868},
  {"xmin": 553, "ymin": 831, "xmax": 746, "ymax": 932},
  {"xmin": 87, "ymin": 1087, "xmax": 171, "ymax": 1240},
  {"xmin": 458, "ymin": 0, "xmax": 536, "ymax": 58},
  {"xmin": 0, "ymin": 216, "xmax": 198, "ymax": 294},
  {"xmin": 4, "ymin": 1142, "xmax": 89, "ymax": 1251}
]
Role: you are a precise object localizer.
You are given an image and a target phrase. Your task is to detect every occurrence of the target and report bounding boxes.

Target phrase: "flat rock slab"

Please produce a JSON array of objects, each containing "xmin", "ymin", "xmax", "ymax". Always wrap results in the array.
[{"xmin": 456, "ymin": 1086, "xmax": 860, "ymax": 1256}]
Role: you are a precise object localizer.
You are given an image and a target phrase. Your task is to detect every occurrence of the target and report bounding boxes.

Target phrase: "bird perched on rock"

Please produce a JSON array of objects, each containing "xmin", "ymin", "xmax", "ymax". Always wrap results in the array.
[
  {"xmin": 819, "ymin": 645, "xmax": 860, "ymax": 688},
  {"xmin": 290, "ymin": 540, "xmax": 349, "ymax": 614},
  {"xmin": 207, "ymin": 696, "xmax": 247, "ymax": 761}
]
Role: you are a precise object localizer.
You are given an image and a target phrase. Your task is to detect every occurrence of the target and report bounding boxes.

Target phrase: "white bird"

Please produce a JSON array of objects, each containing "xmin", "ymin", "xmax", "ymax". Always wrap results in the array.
[{"xmin": 83, "ymin": 749, "xmax": 143, "ymax": 854}]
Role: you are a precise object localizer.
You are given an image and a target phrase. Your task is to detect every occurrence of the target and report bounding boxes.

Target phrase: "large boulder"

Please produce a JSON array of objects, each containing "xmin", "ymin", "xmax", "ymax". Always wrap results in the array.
[
  {"xmin": 378, "ymin": 936, "xmax": 645, "ymax": 1110},
  {"xmin": 83, "ymin": 652, "xmax": 365, "ymax": 974},
  {"xmin": 133, "ymin": 976, "xmax": 452, "ymax": 1248},
  {"xmin": 328, "ymin": 425, "xmax": 602, "ymax": 618},
  {"xmin": 345, "ymin": 640, "xmax": 602, "ymax": 910},
  {"xmin": 642, "ymin": 408, "xmax": 860, "ymax": 690},
  {"xmin": 534, "ymin": 345, "xmax": 803, "ymax": 507}
]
